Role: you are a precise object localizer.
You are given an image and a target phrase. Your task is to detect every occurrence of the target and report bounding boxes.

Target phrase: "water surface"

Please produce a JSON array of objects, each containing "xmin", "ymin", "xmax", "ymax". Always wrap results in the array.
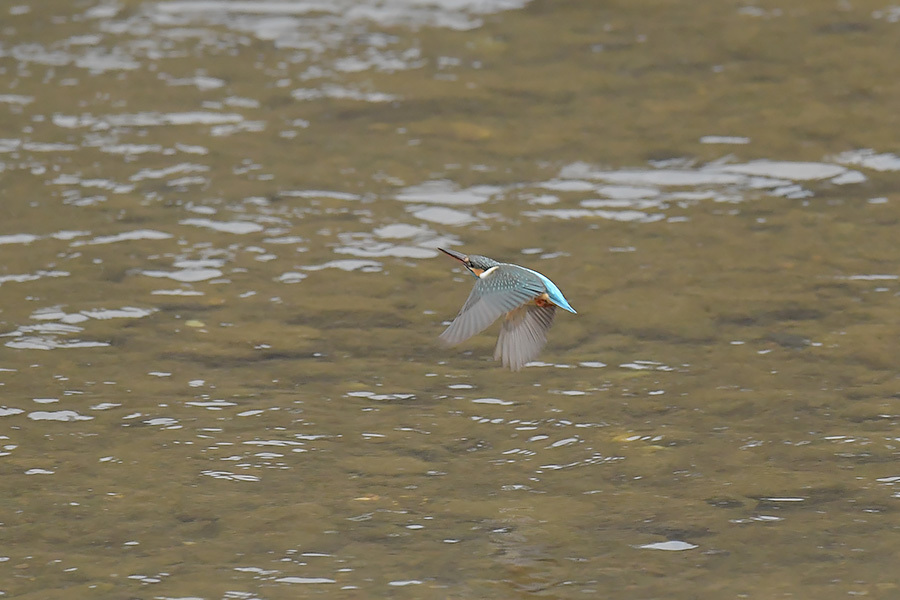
[{"xmin": 1, "ymin": 1, "xmax": 899, "ymax": 598}]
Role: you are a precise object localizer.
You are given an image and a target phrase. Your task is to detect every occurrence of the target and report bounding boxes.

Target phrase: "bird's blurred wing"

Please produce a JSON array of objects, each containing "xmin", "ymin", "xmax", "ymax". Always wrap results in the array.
[
  {"xmin": 493, "ymin": 303, "xmax": 557, "ymax": 371},
  {"xmin": 439, "ymin": 265, "xmax": 544, "ymax": 345}
]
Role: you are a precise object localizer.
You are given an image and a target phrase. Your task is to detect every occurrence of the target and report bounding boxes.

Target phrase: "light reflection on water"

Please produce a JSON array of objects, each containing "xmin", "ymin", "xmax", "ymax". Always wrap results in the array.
[{"xmin": 1, "ymin": 0, "xmax": 899, "ymax": 598}]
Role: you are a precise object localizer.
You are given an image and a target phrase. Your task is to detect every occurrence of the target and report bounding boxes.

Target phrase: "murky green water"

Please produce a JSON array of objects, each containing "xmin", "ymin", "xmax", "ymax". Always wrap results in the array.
[{"xmin": 1, "ymin": 1, "xmax": 898, "ymax": 598}]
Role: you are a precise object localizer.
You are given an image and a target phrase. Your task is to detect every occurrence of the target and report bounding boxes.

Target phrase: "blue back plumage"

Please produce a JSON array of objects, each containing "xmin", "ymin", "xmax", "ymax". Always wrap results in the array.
[{"xmin": 518, "ymin": 266, "xmax": 576, "ymax": 314}]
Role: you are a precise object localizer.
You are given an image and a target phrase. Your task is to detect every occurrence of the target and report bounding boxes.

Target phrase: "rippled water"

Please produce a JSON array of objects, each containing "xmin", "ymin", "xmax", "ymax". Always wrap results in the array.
[{"xmin": 2, "ymin": 1, "xmax": 899, "ymax": 598}]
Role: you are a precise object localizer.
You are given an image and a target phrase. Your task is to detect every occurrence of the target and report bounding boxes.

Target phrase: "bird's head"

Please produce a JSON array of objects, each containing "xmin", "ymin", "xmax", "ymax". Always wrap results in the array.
[{"xmin": 439, "ymin": 247, "xmax": 500, "ymax": 278}]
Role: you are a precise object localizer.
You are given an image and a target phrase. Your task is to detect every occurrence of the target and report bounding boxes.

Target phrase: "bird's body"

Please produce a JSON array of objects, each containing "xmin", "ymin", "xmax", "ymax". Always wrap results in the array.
[{"xmin": 438, "ymin": 247, "xmax": 576, "ymax": 370}]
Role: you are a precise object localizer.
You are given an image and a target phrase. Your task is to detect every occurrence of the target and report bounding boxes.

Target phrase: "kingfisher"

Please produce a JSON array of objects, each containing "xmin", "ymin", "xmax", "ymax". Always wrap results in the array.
[{"xmin": 438, "ymin": 247, "xmax": 576, "ymax": 370}]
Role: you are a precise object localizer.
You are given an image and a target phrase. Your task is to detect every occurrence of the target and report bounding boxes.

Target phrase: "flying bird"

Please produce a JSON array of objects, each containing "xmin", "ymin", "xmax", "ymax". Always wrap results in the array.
[{"xmin": 438, "ymin": 247, "xmax": 576, "ymax": 370}]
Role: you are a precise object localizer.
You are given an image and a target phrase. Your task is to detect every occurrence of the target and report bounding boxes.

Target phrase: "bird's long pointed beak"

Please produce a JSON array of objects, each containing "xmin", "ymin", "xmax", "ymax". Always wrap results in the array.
[{"xmin": 438, "ymin": 247, "xmax": 468, "ymax": 264}]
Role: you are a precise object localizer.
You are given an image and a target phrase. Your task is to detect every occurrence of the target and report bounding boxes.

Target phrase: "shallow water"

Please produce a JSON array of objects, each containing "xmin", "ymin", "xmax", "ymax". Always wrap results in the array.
[{"xmin": 1, "ymin": 1, "xmax": 899, "ymax": 598}]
